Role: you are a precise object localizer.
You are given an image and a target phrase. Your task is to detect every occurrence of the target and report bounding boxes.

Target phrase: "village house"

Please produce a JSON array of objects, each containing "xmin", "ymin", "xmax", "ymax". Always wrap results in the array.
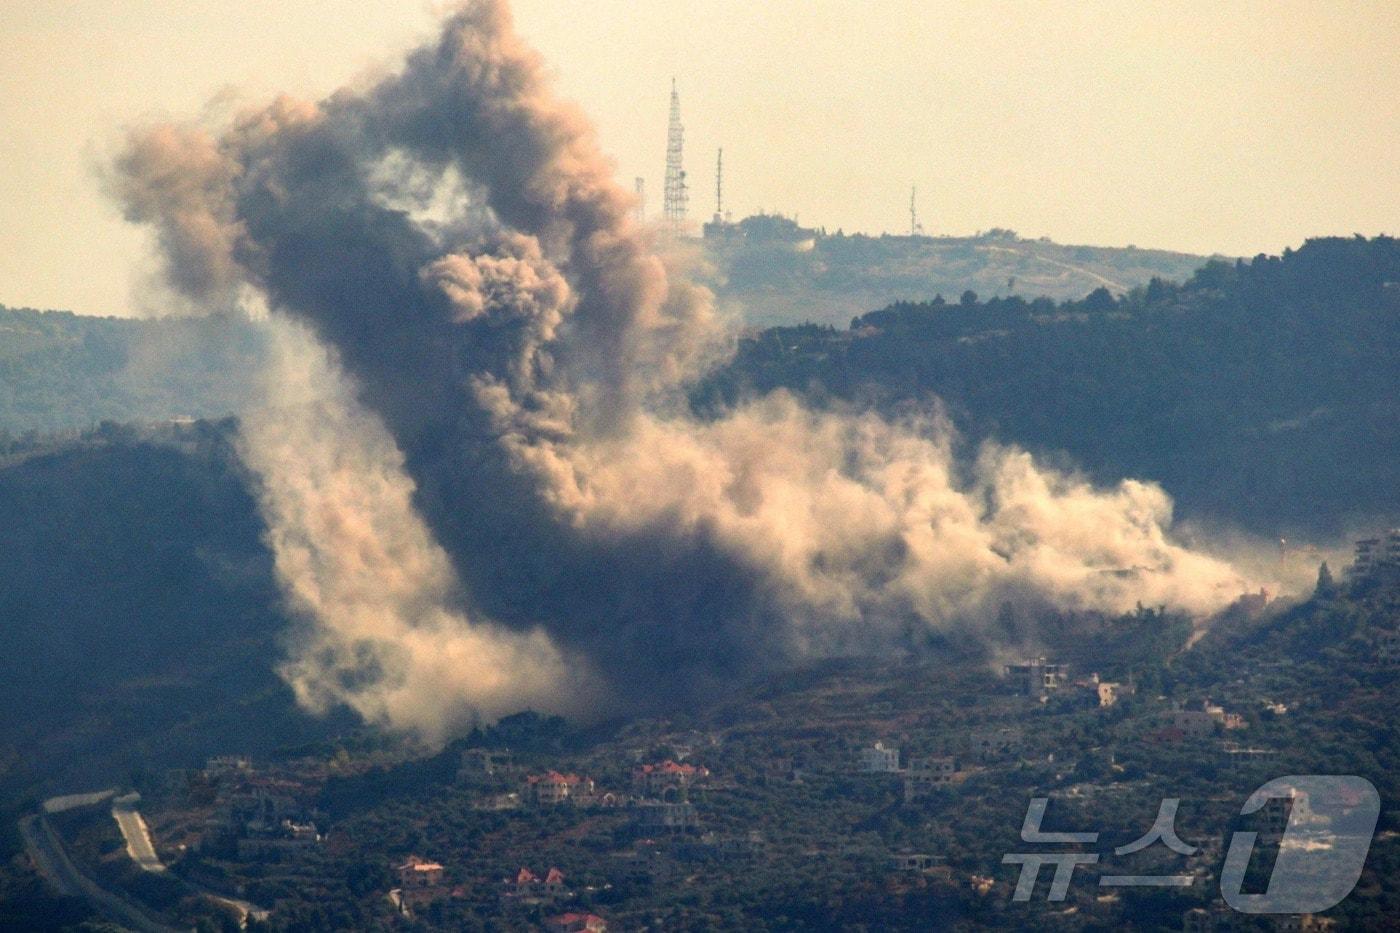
[
  {"xmin": 501, "ymin": 866, "xmax": 570, "ymax": 907},
  {"xmin": 457, "ymin": 747, "xmax": 514, "ymax": 784},
  {"xmin": 889, "ymin": 852, "xmax": 943, "ymax": 872},
  {"xmin": 969, "ymin": 727, "xmax": 1022, "ymax": 761},
  {"xmin": 630, "ymin": 799, "xmax": 701, "ymax": 835},
  {"xmin": 545, "ymin": 912, "xmax": 608, "ymax": 933},
  {"xmin": 1221, "ymin": 745, "xmax": 1280, "ymax": 778},
  {"xmin": 393, "ymin": 855, "xmax": 461, "ymax": 910},
  {"xmin": 633, "ymin": 760, "xmax": 710, "ymax": 797},
  {"xmin": 1004, "ymin": 657, "xmax": 1069, "ymax": 697},
  {"xmin": 1156, "ymin": 700, "xmax": 1245, "ymax": 739},
  {"xmin": 235, "ymin": 819, "xmax": 321, "ymax": 860},
  {"xmin": 1205, "ymin": 701, "xmax": 1247, "ymax": 730},
  {"xmin": 858, "ymin": 741, "xmax": 901, "ymax": 773},
  {"xmin": 903, "ymin": 756, "xmax": 957, "ymax": 802},
  {"xmin": 397, "ymin": 855, "xmax": 445, "ymax": 889},
  {"xmin": 523, "ymin": 771, "xmax": 595, "ymax": 806}
]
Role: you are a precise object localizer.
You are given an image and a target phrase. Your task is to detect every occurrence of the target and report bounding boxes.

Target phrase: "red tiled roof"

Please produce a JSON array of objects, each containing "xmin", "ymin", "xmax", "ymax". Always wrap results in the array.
[
  {"xmin": 527, "ymin": 770, "xmax": 584, "ymax": 785},
  {"xmin": 395, "ymin": 855, "xmax": 444, "ymax": 872},
  {"xmin": 545, "ymin": 867, "xmax": 566, "ymax": 885},
  {"xmin": 516, "ymin": 867, "xmax": 539, "ymax": 885}
]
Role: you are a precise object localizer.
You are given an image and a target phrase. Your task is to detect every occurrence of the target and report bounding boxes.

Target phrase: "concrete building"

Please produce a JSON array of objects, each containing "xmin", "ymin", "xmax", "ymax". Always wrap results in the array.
[
  {"xmin": 903, "ymin": 756, "xmax": 957, "ymax": 802},
  {"xmin": 1351, "ymin": 529, "xmax": 1400, "ymax": 579},
  {"xmin": 457, "ymin": 748, "xmax": 513, "ymax": 783},
  {"xmin": 235, "ymin": 820, "xmax": 320, "ymax": 859},
  {"xmin": 858, "ymin": 741, "xmax": 901, "ymax": 773},
  {"xmin": 630, "ymin": 800, "xmax": 701, "ymax": 835},
  {"xmin": 890, "ymin": 853, "xmax": 943, "ymax": 872},
  {"xmin": 1004, "ymin": 658, "xmax": 1069, "ymax": 696},
  {"xmin": 969, "ymin": 727, "xmax": 1023, "ymax": 761},
  {"xmin": 633, "ymin": 760, "xmax": 709, "ymax": 797}
]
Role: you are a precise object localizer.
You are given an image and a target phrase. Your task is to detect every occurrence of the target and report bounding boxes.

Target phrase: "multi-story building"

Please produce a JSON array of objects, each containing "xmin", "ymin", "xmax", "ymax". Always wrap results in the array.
[{"xmin": 1004, "ymin": 658, "xmax": 1069, "ymax": 696}]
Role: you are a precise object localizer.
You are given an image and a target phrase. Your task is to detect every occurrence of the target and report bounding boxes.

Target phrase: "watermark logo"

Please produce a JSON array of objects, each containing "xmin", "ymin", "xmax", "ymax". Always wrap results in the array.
[{"xmin": 1003, "ymin": 775, "xmax": 1379, "ymax": 914}]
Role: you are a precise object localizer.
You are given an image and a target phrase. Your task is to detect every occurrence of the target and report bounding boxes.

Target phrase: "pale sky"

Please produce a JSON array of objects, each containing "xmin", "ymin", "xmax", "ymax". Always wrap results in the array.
[{"xmin": 1, "ymin": 1, "xmax": 1397, "ymax": 317}]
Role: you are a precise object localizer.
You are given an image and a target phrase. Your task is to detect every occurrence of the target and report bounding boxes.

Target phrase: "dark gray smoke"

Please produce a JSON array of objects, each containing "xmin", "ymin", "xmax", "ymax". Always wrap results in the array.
[{"xmin": 113, "ymin": 0, "xmax": 1266, "ymax": 741}]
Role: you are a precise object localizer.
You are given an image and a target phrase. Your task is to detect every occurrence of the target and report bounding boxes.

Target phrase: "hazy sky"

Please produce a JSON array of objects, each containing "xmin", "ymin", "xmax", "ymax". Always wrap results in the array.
[{"xmin": 2, "ymin": 1, "xmax": 1397, "ymax": 317}]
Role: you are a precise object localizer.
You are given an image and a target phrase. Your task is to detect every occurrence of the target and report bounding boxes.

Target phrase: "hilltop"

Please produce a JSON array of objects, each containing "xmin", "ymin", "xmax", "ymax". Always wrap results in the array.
[{"xmin": 700, "ymin": 216, "xmax": 1216, "ymax": 327}]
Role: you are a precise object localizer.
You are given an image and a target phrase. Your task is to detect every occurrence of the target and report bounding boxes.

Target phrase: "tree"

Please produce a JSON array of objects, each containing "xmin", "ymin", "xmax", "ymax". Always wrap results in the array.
[
  {"xmin": 959, "ymin": 290, "xmax": 978, "ymax": 307},
  {"xmin": 1315, "ymin": 562, "xmax": 1338, "ymax": 598}
]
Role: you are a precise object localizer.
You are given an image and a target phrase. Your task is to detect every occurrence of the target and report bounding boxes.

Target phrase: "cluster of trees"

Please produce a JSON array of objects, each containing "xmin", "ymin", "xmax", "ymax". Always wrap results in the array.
[{"xmin": 697, "ymin": 235, "xmax": 1400, "ymax": 536}]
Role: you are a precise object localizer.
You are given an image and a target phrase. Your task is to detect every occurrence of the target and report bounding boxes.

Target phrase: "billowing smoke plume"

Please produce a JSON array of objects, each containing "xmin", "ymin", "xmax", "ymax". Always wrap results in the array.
[
  {"xmin": 239, "ymin": 319, "xmax": 597, "ymax": 743},
  {"xmin": 113, "ymin": 0, "xmax": 1258, "ymax": 739}
]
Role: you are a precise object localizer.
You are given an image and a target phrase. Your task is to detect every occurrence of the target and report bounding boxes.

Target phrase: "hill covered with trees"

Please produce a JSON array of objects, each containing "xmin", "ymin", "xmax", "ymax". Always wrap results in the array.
[
  {"xmin": 696, "ymin": 235, "xmax": 1400, "ymax": 538},
  {"xmin": 0, "ymin": 306, "xmax": 264, "ymax": 436}
]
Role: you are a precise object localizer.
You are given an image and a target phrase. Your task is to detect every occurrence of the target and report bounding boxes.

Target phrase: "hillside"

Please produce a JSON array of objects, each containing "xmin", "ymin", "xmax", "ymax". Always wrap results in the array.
[
  {"xmin": 0, "ymin": 423, "xmax": 344, "ymax": 810},
  {"xmin": 0, "ymin": 305, "xmax": 265, "ymax": 435},
  {"xmin": 696, "ymin": 235, "xmax": 1400, "ymax": 538},
  {"xmin": 9, "ymin": 570, "xmax": 1399, "ymax": 931},
  {"xmin": 701, "ymin": 220, "xmax": 1216, "ymax": 327}
]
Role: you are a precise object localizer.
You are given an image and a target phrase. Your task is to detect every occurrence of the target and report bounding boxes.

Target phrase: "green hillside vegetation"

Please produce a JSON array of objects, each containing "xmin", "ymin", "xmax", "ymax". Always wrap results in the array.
[
  {"xmin": 0, "ymin": 422, "xmax": 344, "ymax": 811},
  {"xmin": 0, "ymin": 305, "xmax": 265, "ymax": 435},
  {"xmin": 696, "ymin": 235, "xmax": 1400, "ymax": 537}
]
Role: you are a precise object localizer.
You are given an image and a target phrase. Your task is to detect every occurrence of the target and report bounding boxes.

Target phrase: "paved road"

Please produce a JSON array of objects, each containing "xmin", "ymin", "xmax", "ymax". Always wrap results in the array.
[
  {"xmin": 42, "ymin": 790, "xmax": 116, "ymax": 814},
  {"xmin": 113, "ymin": 803, "xmax": 165, "ymax": 873},
  {"xmin": 18, "ymin": 812, "xmax": 184, "ymax": 933}
]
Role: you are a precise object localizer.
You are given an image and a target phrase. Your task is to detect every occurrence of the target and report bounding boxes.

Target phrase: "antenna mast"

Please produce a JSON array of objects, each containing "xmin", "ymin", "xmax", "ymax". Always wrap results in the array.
[
  {"xmin": 716, "ymin": 148, "xmax": 724, "ymax": 219},
  {"xmin": 910, "ymin": 185, "xmax": 923, "ymax": 236},
  {"xmin": 663, "ymin": 79, "xmax": 688, "ymax": 231}
]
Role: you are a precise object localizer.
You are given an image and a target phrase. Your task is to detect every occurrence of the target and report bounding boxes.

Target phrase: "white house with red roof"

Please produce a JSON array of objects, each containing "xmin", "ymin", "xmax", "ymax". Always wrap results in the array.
[{"xmin": 522, "ymin": 771, "xmax": 595, "ymax": 806}]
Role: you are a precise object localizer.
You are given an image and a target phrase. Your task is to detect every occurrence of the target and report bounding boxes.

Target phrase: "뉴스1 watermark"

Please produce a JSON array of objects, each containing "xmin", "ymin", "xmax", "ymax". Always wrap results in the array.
[{"xmin": 1002, "ymin": 775, "xmax": 1380, "ymax": 914}]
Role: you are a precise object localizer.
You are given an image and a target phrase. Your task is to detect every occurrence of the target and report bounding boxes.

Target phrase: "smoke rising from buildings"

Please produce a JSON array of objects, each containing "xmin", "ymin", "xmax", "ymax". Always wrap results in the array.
[{"xmin": 113, "ymin": 0, "xmax": 1263, "ymax": 741}]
